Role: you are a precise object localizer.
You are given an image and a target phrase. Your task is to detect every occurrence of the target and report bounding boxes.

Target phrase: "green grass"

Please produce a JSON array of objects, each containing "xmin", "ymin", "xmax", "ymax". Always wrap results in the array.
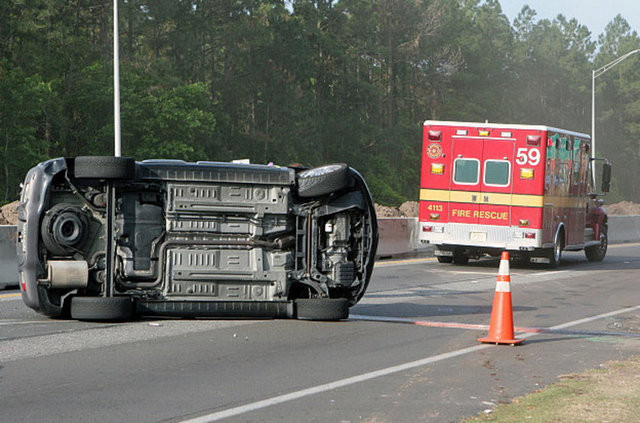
[{"xmin": 464, "ymin": 355, "xmax": 640, "ymax": 423}]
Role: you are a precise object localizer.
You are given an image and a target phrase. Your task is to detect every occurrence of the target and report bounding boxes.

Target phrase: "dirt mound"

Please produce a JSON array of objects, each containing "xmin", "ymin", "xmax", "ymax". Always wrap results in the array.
[
  {"xmin": 0, "ymin": 200, "xmax": 19, "ymax": 225},
  {"xmin": 375, "ymin": 201, "xmax": 419, "ymax": 218},
  {"xmin": 607, "ymin": 201, "xmax": 640, "ymax": 215},
  {"xmin": 399, "ymin": 201, "xmax": 418, "ymax": 217},
  {"xmin": 374, "ymin": 203, "xmax": 404, "ymax": 217}
]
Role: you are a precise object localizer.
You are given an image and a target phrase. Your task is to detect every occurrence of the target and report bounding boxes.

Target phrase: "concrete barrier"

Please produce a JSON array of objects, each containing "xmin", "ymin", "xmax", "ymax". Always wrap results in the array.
[
  {"xmin": 376, "ymin": 218, "xmax": 417, "ymax": 257},
  {"xmin": 376, "ymin": 215, "xmax": 640, "ymax": 259},
  {"xmin": 0, "ymin": 225, "xmax": 18, "ymax": 289},
  {"xmin": 608, "ymin": 215, "xmax": 640, "ymax": 243},
  {"xmin": 376, "ymin": 218, "xmax": 433, "ymax": 258}
]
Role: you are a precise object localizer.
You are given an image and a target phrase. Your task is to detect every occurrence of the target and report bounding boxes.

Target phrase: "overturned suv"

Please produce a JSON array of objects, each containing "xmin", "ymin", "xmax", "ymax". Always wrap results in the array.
[{"xmin": 18, "ymin": 157, "xmax": 377, "ymax": 321}]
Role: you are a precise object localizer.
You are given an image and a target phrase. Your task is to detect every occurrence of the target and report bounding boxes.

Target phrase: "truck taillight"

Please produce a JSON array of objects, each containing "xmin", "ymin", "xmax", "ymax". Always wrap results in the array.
[
  {"xmin": 520, "ymin": 168, "xmax": 534, "ymax": 179},
  {"xmin": 423, "ymin": 225, "xmax": 444, "ymax": 233},
  {"xmin": 428, "ymin": 130, "xmax": 442, "ymax": 141},
  {"xmin": 431, "ymin": 163, "xmax": 445, "ymax": 175},
  {"xmin": 430, "ymin": 213, "xmax": 440, "ymax": 220},
  {"xmin": 519, "ymin": 219, "xmax": 530, "ymax": 226},
  {"xmin": 524, "ymin": 232, "xmax": 536, "ymax": 239}
]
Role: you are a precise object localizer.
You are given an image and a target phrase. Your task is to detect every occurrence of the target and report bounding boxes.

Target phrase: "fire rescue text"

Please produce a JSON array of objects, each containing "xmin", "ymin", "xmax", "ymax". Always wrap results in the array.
[{"xmin": 451, "ymin": 208, "xmax": 509, "ymax": 220}]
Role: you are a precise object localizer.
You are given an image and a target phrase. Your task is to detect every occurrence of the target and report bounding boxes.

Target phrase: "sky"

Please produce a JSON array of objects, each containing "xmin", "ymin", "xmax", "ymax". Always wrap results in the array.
[{"xmin": 500, "ymin": 0, "xmax": 640, "ymax": 38}]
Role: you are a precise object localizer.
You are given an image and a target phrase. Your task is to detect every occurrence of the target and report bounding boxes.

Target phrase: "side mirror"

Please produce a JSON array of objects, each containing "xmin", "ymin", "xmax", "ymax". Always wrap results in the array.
[{"xmin": 601, "ymin": 162, "xmax": 611, "ymax": 193}]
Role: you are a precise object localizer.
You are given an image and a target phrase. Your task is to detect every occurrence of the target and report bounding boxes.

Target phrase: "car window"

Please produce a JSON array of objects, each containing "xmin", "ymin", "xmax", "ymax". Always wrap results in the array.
[
  {"xmin": 484, "ymin": 160, "xmax": 510, "ymax": 186},
  {"xmin": 453, "ymin": 158, "xmax": 480, "ymax": 185}
]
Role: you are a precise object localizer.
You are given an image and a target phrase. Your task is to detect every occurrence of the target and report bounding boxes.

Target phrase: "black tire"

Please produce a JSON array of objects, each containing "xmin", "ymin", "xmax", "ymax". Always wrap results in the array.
[
  {"xmin": 436, "ymin": 256, "xmax": 454, "ymax": 263},
  {"xmin": 74, "ymin": 156, "xmax": 136, "ymax": 179},
  {"xmin": 452, "ymin": 253, "xmax": 469, "ymax": 265},
  {"xmin": 585, "ymin": 225, "xmax": 608, "ymax": 262},
  {"xmin": 297, "ymin": 163, "xmax": 352, "ymax": 197},
  {"xmin": 514, "ymin": 253, "xmax": 530, "ymax": 266},
  {"xmin": 70, "ymin": 296, "xmax": 134, "ymax": 321},
  {"xmin": 295, "ymin": 298, "xmax": 350, "ymax": 321},
  {"xmin": 548, "ymin": 229, "xmax": 564, "ymax": 268}
]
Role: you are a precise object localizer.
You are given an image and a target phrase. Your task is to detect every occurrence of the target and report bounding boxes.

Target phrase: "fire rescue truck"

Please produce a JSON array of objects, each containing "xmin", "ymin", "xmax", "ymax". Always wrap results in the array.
[{"xmin": 419, "ymin": 120, "xmax": 611, "ymax": 267}]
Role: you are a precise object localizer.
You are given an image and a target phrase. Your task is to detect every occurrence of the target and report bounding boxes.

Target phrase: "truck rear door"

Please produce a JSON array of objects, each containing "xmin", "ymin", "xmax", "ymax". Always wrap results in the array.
[
  {"xmin": 450, "ymin": 137, "xmax": 514, "ymax": 228},
  {"xmin": 450, "ymin": 138, "xmax": 483, "ymax": 225},
  {"xmin": 479, "ymin": 138, "xmax": 514, "ymax": 227}
]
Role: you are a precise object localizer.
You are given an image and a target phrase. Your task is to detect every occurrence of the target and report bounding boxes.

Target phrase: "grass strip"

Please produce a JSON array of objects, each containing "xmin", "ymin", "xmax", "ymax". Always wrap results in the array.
[{"xmin": 464, "ymin": 355, "xmax": 640, "ymax": 423}]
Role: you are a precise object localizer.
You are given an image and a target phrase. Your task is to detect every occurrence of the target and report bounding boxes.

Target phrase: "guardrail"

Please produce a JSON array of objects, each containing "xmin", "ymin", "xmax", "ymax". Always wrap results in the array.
[{"xmin": 1, "ymin": 217, "xmax": 639, "ymax": 289}]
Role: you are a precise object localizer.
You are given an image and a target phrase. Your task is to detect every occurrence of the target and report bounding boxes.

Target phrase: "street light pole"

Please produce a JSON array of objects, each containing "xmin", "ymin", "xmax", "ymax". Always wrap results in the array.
[
  {"xmin": 113, "ymin": 0, "xmax": 122, "ymax": 157},
  {"xmin": 591, "ymin": 68, "xmax": 595, "ymax": 162}
]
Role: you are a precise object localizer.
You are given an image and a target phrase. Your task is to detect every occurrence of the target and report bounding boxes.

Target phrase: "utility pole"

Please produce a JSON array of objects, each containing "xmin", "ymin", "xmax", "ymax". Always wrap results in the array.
[{"xmin": 113, "ymin": 0, "xmax": 122, "ymax": 157}]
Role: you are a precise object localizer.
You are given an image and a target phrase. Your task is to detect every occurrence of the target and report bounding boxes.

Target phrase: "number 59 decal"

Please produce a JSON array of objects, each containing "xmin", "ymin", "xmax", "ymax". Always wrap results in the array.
[{"xmin": 515, "ymin": 148, "xmax": 540, "ymax": 166}]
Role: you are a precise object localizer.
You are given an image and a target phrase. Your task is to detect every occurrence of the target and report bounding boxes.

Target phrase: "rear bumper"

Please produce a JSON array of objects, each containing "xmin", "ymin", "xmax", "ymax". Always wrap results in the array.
[
  {"xmin": 18, "ymin": 158, "xmax": 69, "ymax": 314},
  {"xmin": 419, "ymin": 222, "xmax": 542, "ymax": 250}
]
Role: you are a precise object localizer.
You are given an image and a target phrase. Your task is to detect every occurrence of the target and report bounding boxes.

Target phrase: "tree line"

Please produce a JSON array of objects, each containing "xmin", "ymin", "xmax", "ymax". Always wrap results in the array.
[{"xmin": 1, "ymin": 0, "xmax": 639, "ymax": 205}]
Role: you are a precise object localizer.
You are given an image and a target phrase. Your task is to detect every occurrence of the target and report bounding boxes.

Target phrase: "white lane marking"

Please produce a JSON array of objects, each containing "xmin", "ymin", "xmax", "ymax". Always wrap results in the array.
[
  {"xmin": 0, "ymin": 320, "xmax": 77, "ymax": 326},
  {"xmin": 375, "ymin": 258, "xmax": 435, "ymax": 267},
  {"xmin": 178, "ymin": 345, "xmax": 490, "ymax": 423},
  {"xmin": 0, "ymin": 293, "xmax": 22, "ymax": 302},
  {"xmin": 178, "ymin": 304, "xmax": 640, "ymax": 423},
  {"xmin": 531, "ymin": 270, "xmax": 567, "ymax": 277},
  {"xmin": 548, "ymin": 305, "xmax": 640, "ymax": 331}
]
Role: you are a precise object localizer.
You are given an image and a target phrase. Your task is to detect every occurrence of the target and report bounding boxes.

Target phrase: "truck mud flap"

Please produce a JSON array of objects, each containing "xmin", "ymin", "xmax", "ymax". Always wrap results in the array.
[{"xmin": 136, "ymin": 300, "xmax": 294, "ymax": 318}]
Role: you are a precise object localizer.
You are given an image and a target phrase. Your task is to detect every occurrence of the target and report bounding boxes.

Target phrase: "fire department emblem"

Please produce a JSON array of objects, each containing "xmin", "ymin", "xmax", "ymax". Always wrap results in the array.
[{"xmin": 427, "ymin": 143, "xmax": 442, "ymax": 159}]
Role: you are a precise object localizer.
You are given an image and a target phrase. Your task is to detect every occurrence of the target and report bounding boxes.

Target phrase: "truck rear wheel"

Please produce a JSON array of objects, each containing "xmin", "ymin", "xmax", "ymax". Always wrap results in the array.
[
  {"xmin": 585, "ymin": 225, "xmax": 607, "ymax": 262},
  {"xmin": 547, "ymin": 229, "xmax": 564, "ymax": 268},
  {"xmin": 452, "ymin": 253, "xmax": 469, "ymax": 265}
]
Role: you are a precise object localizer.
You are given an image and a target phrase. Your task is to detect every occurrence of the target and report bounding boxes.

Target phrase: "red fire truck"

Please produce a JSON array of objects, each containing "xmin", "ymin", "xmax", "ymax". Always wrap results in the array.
[{"xmin": 419, "ymin": 120, "xmax": 611, "ymax": 266}]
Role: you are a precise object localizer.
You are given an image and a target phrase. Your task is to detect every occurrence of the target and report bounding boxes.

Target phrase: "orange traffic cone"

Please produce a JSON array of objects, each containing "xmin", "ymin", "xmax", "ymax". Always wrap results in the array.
[{"xmin": 478, "ymin": 251, "xmax": 524, "ymax": 346}]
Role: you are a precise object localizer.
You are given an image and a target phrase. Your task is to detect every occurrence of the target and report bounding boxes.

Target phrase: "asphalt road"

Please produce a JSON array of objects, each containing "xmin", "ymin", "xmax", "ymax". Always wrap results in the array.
[{"xmin": 2, "ymin": 244, "xmax": 640, "ymax": 423}]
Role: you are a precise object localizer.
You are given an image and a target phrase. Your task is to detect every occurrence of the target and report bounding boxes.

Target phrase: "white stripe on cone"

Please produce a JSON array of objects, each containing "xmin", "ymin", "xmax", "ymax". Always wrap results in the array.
[
  {"xmin": 498, "ymin": 256, "xmax": 509, "ymax": 276},
  {"xmin": 495, "ymin": 281, "xmax": 511, "ymax": 292}
]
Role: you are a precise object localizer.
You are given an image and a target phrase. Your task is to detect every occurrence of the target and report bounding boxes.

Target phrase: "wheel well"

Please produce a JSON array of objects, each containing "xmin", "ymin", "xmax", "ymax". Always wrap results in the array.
[{"xmin": 288, "ymin": 283, "xmax": 311, "ymax": 300}]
